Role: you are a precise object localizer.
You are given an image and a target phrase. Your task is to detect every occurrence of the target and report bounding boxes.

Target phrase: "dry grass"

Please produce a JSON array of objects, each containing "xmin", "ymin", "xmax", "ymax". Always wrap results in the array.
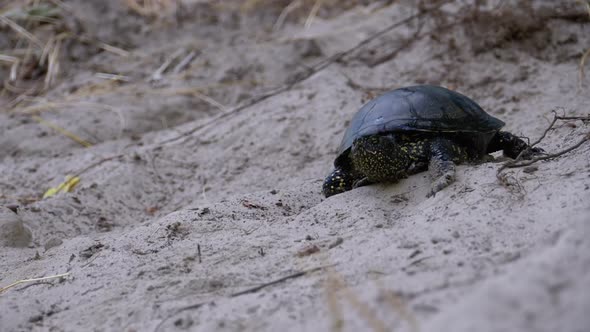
[
  {"xmin": 123, "ymin": 0, "xmax": 177, "ymax": 18},
  {"xmin": 0, "ymin": 0, "xmax": 388, "ymax": 111},
  {"xmin": 1, "ymin": 1, "xmax": 64, "ymax": 92},
  {"xmin": 241, "ymin": 0, "xmax": 393, "ymax": 28},
  {"xmin": 0, "ymin": 272, "xmax": 70, "ymax": 294},
  {"xmin": 0, "ymin": 0, "xmax": 129, "ymax": 101},
  {"xmin": 32, "ymin": 115, "xmax": 93, "ymax": 147}
]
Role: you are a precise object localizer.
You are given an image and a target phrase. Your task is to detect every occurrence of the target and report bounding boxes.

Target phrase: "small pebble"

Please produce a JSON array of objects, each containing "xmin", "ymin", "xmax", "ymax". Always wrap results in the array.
[
  {"xmin": 0, "ymin": 207, "xmax": 32, "ymax": 248},
  {"xmin": 44, "ymin": 238, "xmax": 64, "ymax": 251},
  {"xmin": 523, "ymin": 165, "xmax": 538, "ymax": 174}
]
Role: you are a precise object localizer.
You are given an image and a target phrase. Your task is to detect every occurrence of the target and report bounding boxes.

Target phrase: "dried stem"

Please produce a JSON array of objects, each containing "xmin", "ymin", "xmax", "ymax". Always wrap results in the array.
[
  {"xmin": 497, "ymin": 113, "xmax": 590, "ymax": 181},
  {"xmin": 0, "ymin": 273, "xmax": 70, "ymax": 294}
]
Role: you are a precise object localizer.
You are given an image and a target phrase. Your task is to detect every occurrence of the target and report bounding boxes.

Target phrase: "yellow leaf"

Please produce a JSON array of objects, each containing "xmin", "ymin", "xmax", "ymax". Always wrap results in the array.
[
  {"xmin": 43, "ymin": 175, "xmax": 81, "ymax": 198},
  {"xmin": 42, "ymin": 187, "xmax": 58, "ymax": 199},
  {"xmin": 62, "ymin": 175, "xmax": 80, "ymax": 192}
]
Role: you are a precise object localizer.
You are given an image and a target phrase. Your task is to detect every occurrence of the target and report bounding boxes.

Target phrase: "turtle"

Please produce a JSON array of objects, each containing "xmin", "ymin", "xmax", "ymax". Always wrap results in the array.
[{"xmin": 322, "ymin": 85, "xmax": 543, "ymax": 198}]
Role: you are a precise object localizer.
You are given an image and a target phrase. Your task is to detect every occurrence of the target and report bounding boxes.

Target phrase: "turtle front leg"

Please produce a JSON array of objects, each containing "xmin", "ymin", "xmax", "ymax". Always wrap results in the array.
[
  {"xmin": 487, "ymin": 131, "xmax": 544, "ymax": 159},
  {"xmin": 426, "ymin": 138, "xmax": 466, "ymax": 197}
]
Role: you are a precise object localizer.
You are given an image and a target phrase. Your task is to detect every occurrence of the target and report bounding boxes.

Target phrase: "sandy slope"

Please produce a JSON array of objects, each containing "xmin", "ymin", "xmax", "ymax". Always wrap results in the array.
[{"xmin": 1, "ymin": 1, "xmax": 589, "ymax": 331}]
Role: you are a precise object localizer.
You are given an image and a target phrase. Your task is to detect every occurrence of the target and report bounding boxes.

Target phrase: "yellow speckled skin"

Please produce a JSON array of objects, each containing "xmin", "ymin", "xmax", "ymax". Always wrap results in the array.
[
  {"xmin": 322, "ymin": 167, "xmax": 357, "ymax": 195},
  {"xmin": 351, "ymin": 135, "xmax": 413, "ymax": 182},
  {"xmin": 322, "ymin": 134, "xmax": 470, "ymax": 197}
]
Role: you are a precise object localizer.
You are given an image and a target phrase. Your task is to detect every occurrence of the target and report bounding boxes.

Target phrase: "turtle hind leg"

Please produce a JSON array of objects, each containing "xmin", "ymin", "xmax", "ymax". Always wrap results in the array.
[
  {"xmin": 487, "ymin": 131, "xmax": 544, "ymax": 159},
  {"xmin": 426, "ymin": 138, "xmax": 467, "ymax": 197},
  {"xmin": 322, "ymin": 167, "xmax": 357, "ymax": 197}
]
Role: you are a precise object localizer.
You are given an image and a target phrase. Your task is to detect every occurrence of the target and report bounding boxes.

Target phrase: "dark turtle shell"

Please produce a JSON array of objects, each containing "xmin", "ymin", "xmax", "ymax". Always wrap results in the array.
[{"xmin": 335, "ymin": 85, "xmax": 505, "ymax": 166}]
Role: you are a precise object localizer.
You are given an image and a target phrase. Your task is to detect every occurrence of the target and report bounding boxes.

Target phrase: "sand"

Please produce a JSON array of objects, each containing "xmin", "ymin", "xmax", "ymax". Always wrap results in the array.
[{"xmin": 1, "ymin": 0, "xmax": 589, "ymax": 331}]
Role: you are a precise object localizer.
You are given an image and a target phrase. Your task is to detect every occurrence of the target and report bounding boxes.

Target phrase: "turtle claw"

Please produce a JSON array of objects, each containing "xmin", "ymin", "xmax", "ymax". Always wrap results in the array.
[
  {"xmin": 481, "ymin": 154, "xmax": 496, "ymax": 163},
  {"xmin": 522, "ymin": 147, "xmax": 547, "ymax": 159},
  {"xmin": 427, "ymin": 139, "xmax": 459, "ymax": 198},
  {"xmin": 520, "ymin": 146, "xmax": 545, "ymax": 159},
  {"xmin": 427, "ymin": 172, "xmax": 455, "ymax": 198}
]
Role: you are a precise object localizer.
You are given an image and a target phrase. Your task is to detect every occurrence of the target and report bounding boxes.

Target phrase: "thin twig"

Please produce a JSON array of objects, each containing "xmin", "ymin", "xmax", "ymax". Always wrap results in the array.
[
  {"xmin": 304, "ymin": 0, "xmax": 324, "ymax": 30},
  {"xmin": 0, "ymin": 273, "xmax": 70, "ymax": 294},
  {"xmin": 504, "ymin": 134, "xmax": 589, "ymax": 169},
  {"xmin": 0, "ymin": 54, "xmax": 19, "ymax": 81},
  {"xmin": 556, "ymin": 115, "xmax": 590, "ymax": 121},
  {"xmin": 154, "ymin": 264, "xmax": 335, "ymax": 332},
  {"xmin": 528, "ymin": 113, "xmax": 558, "ymax": 147},
  {"xmin": 172, "ymin": 50, "xmax": 197, "ymax": 74},
  {"xmin": 150, "ymin": 49, "xmax": 185, "ymax": 82},
  {"xmin": 32, "ymin": 115, "xmax": 93, "ymax": 147},
  {"xmin": 230, "ymin": 264, "xmax": 335, "ymax": 297},
  {"xmin": 273, "ymin": 0, "xmax": 303, "ymax": 31},
  {"xmin": 309, "ymin": 1, "xmax": 450, "ymax": 74},
  {"xmin": 73, "ymin": 154, "xmax": 124, "ymax": 178},
  {"xmin": 367, "ymin": 15, "xmax": 426, "ymax": 68},
  {"xmin": 95, "ymin": 73, "xmax": 132, "ymax": 82},
  {"xmin": 190, "ymin": 91, "xmax": 227, "ymax": 112},
  {"xmin": 0, "ymin": 15, "xmax": 44, "ymax": 49},
  {"xmin": 75, "ymin": 35, "xmax": 130, "ymax": 57},
  {"xmin": 497, "ymin": 112, "xmax": 558, "ymax": 176},
  {"xmin": 497, "ymin": 113, "xmax": 590, "ymax": 177}
]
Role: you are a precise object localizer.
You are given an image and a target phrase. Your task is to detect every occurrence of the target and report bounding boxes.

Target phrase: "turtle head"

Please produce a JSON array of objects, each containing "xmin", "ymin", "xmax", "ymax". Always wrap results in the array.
[
  {"xmin": 322, "ymin": 167, "xmax": 355, "ymax": 198},
  {"xmin": 351, "ymin": 134, "xmax": 409, "ymax": 180}
]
